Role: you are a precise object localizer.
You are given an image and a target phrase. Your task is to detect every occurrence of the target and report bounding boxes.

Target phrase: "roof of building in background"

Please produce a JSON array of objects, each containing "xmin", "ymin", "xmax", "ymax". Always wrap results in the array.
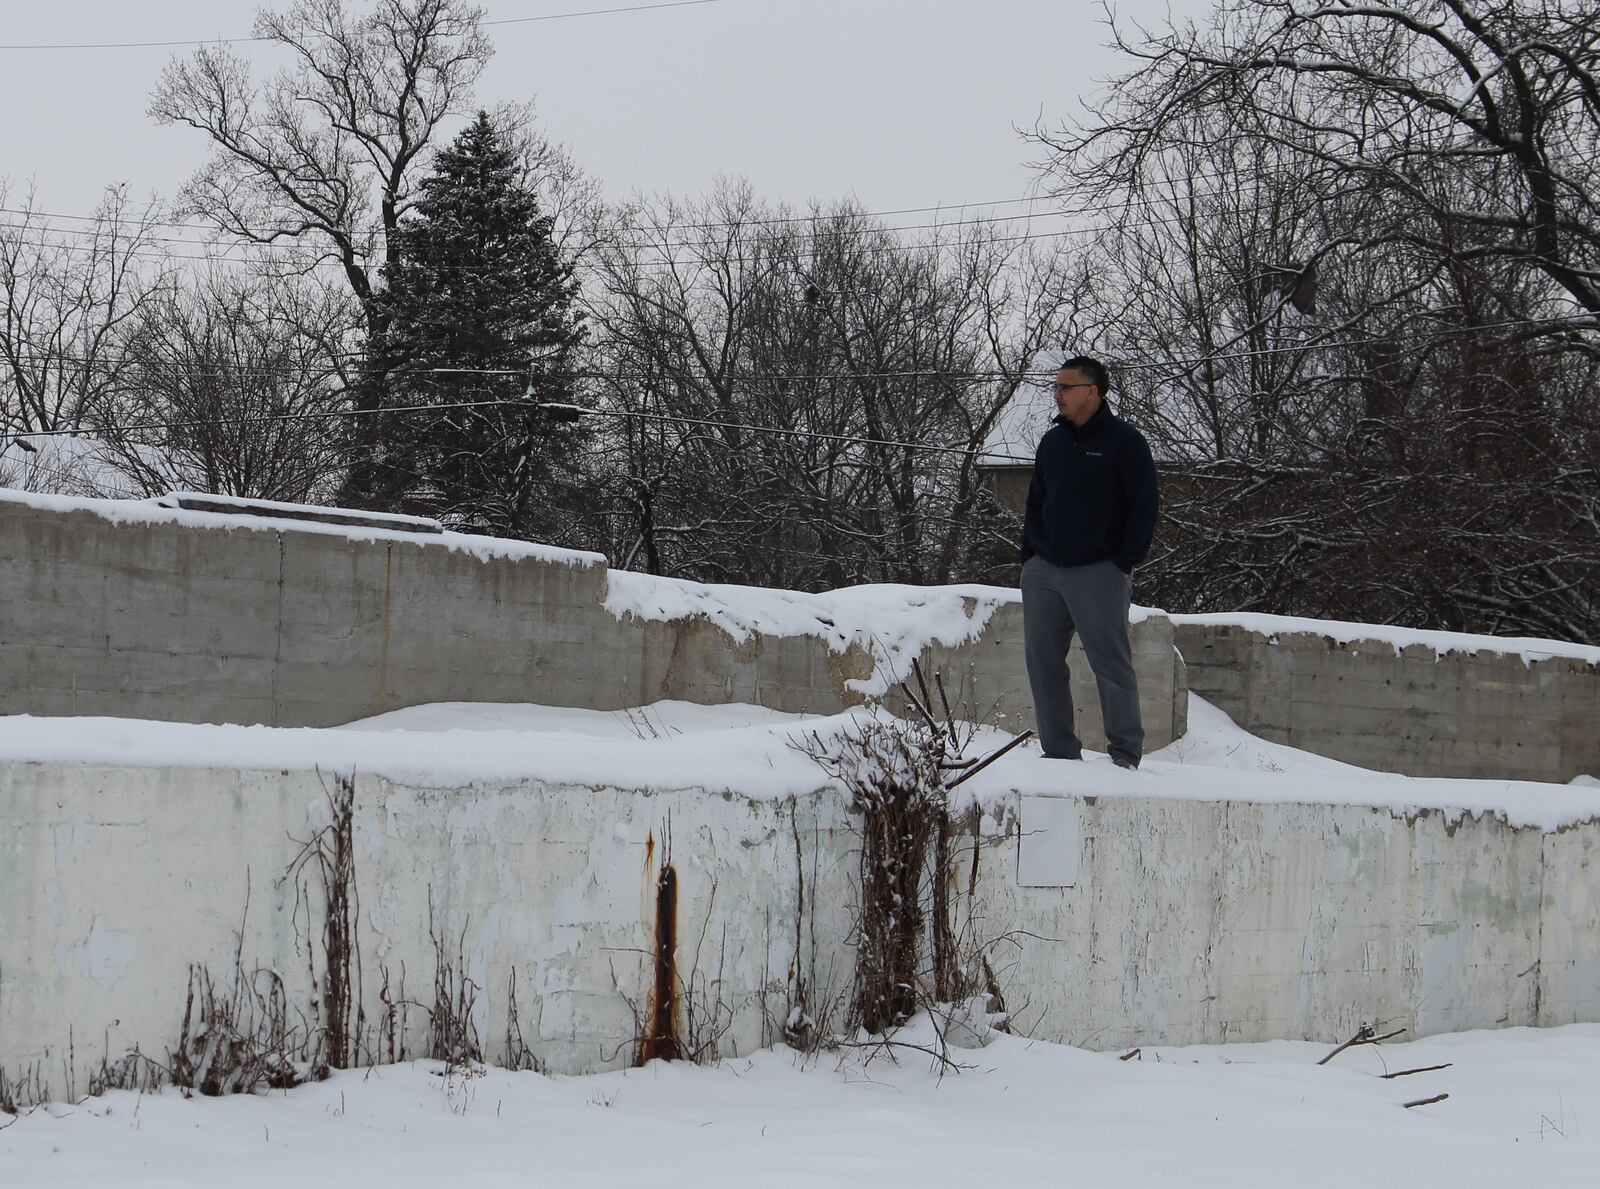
[{"xmin": 978, "ymin": 349, "xmax": 1064, "ymax": 467}]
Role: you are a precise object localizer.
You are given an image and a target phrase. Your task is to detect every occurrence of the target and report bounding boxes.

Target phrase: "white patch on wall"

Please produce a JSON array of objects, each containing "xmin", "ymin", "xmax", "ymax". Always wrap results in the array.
[
  {"xmin": 1017, "ymin": 796, "xmax": 1081, "ymax": 887},
  {"xmin": 54, "ymin": 913, "xmax": 139, "ymax": 990}
]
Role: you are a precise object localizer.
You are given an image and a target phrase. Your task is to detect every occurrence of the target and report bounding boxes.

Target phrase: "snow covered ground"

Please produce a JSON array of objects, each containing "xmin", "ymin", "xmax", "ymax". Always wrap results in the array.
[
  {"xmin": 3, "ymin": 1019, "xmax": 1596, "ymax": 1187},
  {"xmin": 1, "ymin": 693, "xmax": 1594, "ymax": 830}
]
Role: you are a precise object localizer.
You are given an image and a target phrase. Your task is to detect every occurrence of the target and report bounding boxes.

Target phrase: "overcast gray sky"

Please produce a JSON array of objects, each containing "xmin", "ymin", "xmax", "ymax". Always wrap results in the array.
[{"xmin": 0, "ymin": 0, "xmax": 1206, "ymax": 221}]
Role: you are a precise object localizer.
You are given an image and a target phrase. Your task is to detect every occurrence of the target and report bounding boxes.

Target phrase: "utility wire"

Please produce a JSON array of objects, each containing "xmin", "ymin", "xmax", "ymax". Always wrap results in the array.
[
  {"xmin": 0, "ymin": 202, "xmax": 1094, "ymax": 256},
  {"xmin": 3, "ymin": 395, "xmax": 986, "ymax": 459},
  {"xmin": 489, "ymin": 0, "xmax": 719, "ymax": 28},
  {"xmin": 0, "ymin": 202, "xmax": 1094, "ymax": 258},
  {"xmin": 0, "ymin": 1, "xmax": 722, "ymax": 51},
  {"xmin": 5, "ymin": 152, "xmax": 1387, "ymax": 249},
  {"xmin": 0, "ymin": 172, "xmax": 1326, "ymax": 256},
  {"xmin": 0, "ymin": 193, "xmax": 1052, "ymax": 239},
  {"xmin": 0, "ymin": 196, "xmax": 1324, "ymax": 275},
  {"xmin": 5, "ymin": 177, "xmax": 1566, "ymax": 273},
  {"xmin": 0, "ymin": 123, "xmax": 1522, "ymax": 242},
  {"xmin": 7, "ymin": 314, "xmax": 1595, "ymax": 452},
  {"xmin": 5, "ymin": 312, "xmax": 1594, "ymax": 381},
  {"xmin": 0, "ymin": 223, "xmax": 1108, "ymax": 271}
]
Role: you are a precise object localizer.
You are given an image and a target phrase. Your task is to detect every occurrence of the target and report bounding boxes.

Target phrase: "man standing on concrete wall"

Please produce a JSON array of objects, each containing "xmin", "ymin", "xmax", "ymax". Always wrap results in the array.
[{"xmin": 1021, "ymin": 355, "xmax": 1159, "ymax": 768}]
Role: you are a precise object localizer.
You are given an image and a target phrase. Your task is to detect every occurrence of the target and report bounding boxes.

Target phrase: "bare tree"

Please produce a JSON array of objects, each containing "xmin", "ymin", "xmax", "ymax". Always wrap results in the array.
[
  {"xmin": 1030, "ymin": 0, "xmax": 1600, "ymax": 642},
  {"xmin": 1041, "ymin": 0, "xmax": 1600, "ymax": 327},
  {"xmin": 93, "ymin": 266, "xmax": 358, "ymax": 502},
  {"xmin": 148, "ymin": 0, "xmax": 493, "ymax": 504},
  {"xmin": 0, "ymin": 182, "xmax": 169, "ymax": 439},
  {"xmin": 584, "ymin": 183, "xmax": 1085, "ymax": 589},
  {"xmin": 495, "ymin": 99, "xmax": 609, "ymax": 267},
  {"xmin": 0, "ymin": 182, "xmax": 170, "ymax": 493}
]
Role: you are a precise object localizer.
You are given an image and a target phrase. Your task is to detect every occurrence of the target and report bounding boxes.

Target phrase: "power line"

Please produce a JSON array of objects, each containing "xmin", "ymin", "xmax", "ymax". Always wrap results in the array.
[
  {"xmin": 0, "ymin": 229, "xmax": 1076, "ymax": 278},
  {"xmin": 3, "ymin": 395, "xmax": 988, "ymax": 459},
  {"xmin": 567, "ymin": 403, "xmax": 985, "ymax": 457},
  {"xmin": 17, "ymin": 114, "xmax": 1543, "ymax": 264},
  {"xmin": 0, "ymin": 200, "xmax": 1079, "ymax": 256},
  {"xmin": 0, "ymin": 1, "xmax": 722, "ymax": 51},
  {"xmin": 10, "ymin": 155, "xmax": 1357, "ymax": 252},
  {"xmin": 0, "ymin": 208, "xmax": 1091, "ymax": 263},
  {"xmin": 4, "ymin": 312, "xmax": 1594, "ymax": 385},
  {"xmin": 0, "ymin": 208, "xmax": 1204, "ymax": 276},
  {"xmin": 6, "ymin": 314, "xmax": 1595, "ymax": 454},
  {"xmin": 489, "ymin": 0, "xmax": 720, "ymax": 28},
  {"xmin": 5, "ymin": 162, "xmax": 1557, "ymax": 273},
  {"xmin": 0, "ymin": 194, "xmax": 1054, "ymax": 240},
  {"xmin": 3, "ymin": 113, "xmax": 1510, "ymax": 242},
  {"xmin": 0, "ymin": 176, "xmax": 1282, "ymax": 257},
  {"xmin": 0, "ymin": 202, "xmax": 1090, "ymax": 254}
]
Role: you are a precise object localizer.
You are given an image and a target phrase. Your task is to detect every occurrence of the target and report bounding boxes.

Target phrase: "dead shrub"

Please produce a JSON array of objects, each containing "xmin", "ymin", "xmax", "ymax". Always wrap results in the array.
[
  {"xmin": 168, "ymin": 964, "xmax": 326, "ymax": 1096},
  {"xmin": 283, "ymin": 773, "xmax": 363, "ymax": 1070},
  {"xmin": 800, "ymin": 662, "xmax": 1030, "ymax": 1038},
  {"xmin": 427, "ymin": 905, "xmax": 481, "ymax": 1068}
]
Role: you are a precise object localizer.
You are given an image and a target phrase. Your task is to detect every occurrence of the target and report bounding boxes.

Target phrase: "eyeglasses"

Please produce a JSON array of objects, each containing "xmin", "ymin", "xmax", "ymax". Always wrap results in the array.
[{"xmin": 1052, "ymin": 382, "xmax": 1096, "ymax": 395}]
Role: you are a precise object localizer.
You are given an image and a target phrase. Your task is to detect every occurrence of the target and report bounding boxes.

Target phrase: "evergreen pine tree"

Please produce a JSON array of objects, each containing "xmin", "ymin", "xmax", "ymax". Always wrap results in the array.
[{"xmin": 380, "ymin": 111, "xmax": 585, "ymax": 538}]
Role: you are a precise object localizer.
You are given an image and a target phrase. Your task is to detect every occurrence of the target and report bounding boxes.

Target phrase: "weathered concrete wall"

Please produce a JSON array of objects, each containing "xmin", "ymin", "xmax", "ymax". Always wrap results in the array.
[
  {"xmin": 1175, "ymin": 622, "xmax": 1600, "ymax": 782},
  {"xmin": 975, "ymin": 796, "xmax": 1599, "ymax": 1047},
  {"xmin": 2, "ymin": 497, "xmax": 620, "ymax": 724},
  {"xmin": 4, "ymin": 760, "xmax": 1594, "ymax": 1096},
  {"xmin": 0, "ymin": 494, "xmax": 1183, "ymax": 751},
  {"xmin": 0, "ymin": 761, "xmax": 856, "ymax": 1092}
]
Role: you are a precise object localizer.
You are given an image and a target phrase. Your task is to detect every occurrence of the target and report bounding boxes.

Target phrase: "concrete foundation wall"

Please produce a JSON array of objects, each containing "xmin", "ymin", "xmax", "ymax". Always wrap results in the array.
[
  {"xmin": 0, "ymin": 496, "xmax": 1182, "ymax": 752},
  {"xmin": 1175, "ymin": 622, "xmax": 1600, "ymax": 782},
  {"xmin": 0, "ymin": 762, "xmax": 856, "ymax": 1089},
  {"xmin": 4, "ymin": 761, "xmax": 1593, "ymax": 1096},
  {"xmin": 977, "ymin": 796, "xmax": 1598, "ymax": 1047}
]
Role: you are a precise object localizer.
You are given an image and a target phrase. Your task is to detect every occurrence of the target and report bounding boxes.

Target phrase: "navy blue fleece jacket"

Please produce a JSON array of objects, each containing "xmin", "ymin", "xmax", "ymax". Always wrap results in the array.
[{"xmin": 1021, "ymin": 403, "xmax": 1159, "ymax": 573}]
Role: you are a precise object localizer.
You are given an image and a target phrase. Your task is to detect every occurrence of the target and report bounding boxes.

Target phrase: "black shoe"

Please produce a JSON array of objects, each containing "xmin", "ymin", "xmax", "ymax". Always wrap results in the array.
[
  {"xmin": 1042, "ymin": 751, "xmax": 1083, "ymax": 761},
  {"xmin": 1111, "ymin": 755, "xmax": 1139, "ymax": 770}
]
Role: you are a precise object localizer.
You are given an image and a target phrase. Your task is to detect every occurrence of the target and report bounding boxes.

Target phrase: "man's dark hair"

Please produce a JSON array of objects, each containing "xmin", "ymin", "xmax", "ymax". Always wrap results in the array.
[{"xmin": 1060, "ymin": 354, "xmax": 1111, "ymax": 398}]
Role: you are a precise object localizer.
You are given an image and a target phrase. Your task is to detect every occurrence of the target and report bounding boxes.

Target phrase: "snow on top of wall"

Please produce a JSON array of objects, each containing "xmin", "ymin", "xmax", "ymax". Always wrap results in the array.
[
  {"xmin": 604, "ymin": 571, "xmax": 1019, "ymax": 696},
  {"xmin": 153, "ymin": 490, "xmax": 440, "ymax": 529},
  {"xmin": 604, "ymin": 572, "xmax": 1167, "ymax": 697},
  {"xmin": 0, "ymin": 486, "xmax": 605, "ymax": 569},
  {"xmin": 0, "ymin": 696, "xmax": 1593, "ymax": 831},
  {"xmin": 1172, "ymin": 610, "xmax": 1600, "ymax": 667},
  {"xmin": 1063, "ymin": 695, "xmax": 1599, "ymax": 832},
  {"xmin": 0, "ymin": 701, "xmax": 844, "ymax": 801}
]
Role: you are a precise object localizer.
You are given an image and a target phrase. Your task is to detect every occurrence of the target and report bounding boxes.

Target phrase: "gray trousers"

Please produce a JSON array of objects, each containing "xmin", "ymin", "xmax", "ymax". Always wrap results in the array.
[{"xmin": 1020, "ymin": 557, "xmax": 1144, "ymax": 765}]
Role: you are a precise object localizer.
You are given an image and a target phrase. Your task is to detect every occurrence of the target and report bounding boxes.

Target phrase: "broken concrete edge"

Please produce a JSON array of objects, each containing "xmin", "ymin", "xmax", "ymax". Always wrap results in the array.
[
  {"xmin": 158, "ymin": 492, "xmax": 445, "ymax": 535},
  {"xmin": 1172, "ymin": 615, "xmax": 1600, "ymax": 672}
]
